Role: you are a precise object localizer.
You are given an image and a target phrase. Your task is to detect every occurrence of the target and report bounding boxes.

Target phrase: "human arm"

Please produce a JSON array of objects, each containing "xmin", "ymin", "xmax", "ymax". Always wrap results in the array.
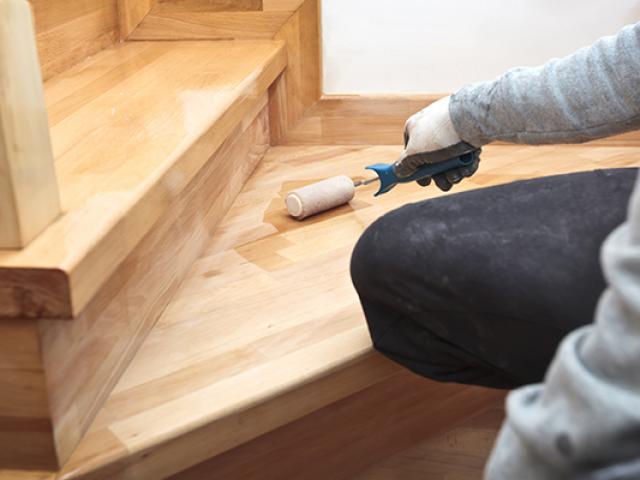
[{"xmin": 400, "ymin": 22, "xmax": 640, "ymax": 190}]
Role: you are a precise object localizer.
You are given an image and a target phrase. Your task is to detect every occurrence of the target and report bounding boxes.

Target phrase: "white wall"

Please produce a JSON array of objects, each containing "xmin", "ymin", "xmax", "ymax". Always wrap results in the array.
[{"xmin": 322, "ymin": 0, "xmax": 640, "ymax": 94}]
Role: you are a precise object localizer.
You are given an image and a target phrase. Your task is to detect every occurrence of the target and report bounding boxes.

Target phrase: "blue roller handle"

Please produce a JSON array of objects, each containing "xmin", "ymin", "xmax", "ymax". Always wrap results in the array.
[{"xmin": 365, "ymin": 152, "xmax": 476, "ymax": 196}]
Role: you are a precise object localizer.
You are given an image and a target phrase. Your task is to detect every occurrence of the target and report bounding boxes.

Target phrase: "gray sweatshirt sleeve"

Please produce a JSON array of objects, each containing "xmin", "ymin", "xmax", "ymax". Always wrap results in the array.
[
  {"xmin": 449, "ymin": 23, "xmax": 640, "ymax": 146},
  {"xmin": 450, "ymin": 22, "xmax": 640, "ymax": 480}
]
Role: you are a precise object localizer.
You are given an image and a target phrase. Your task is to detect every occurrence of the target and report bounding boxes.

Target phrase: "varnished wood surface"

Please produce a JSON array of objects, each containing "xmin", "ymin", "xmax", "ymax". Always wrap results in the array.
[
  {"xmin": 0, "ymin": 0, "xmax": 60, "ymax": 248},
  {"xmin": 0, "ymin": 40, "xmax": 286, "ymax": 319},
  {"xmin": 171, "ymin": 373, "xmax": 504, "ymax": 480},
  {"xmin": 51, "ymin": 102, "xmax": 270, "ymax": 470},
  {"xmin": 131, "ymin": 0, "xmax": 304, "ymax": 39},
  {"xmin": 268, "ymin": 0, "xmax": 321, "ymax": 144},
  {"xmin": 12, "ymin": 143, "xmax": 633, "ymax": 480},
  {"xmin": 30, "ymin": 0, "xmax": 118, "ymax": 80},
  {"xmin": 0, "ymin": 96, "xmax": 271, "ymax": 472},
  {"xmin": 0, "ymin": 319, "xmax": 57, "ymax": 470},
  {"xmin": 283, "ymin": 95, "xmax": 640, "ymax": 146},
  {"xmin": 117, "ymin": 0, "xmax": 156, "ymax": 39},
  {"xmin": 354, "ymin": 407, "xmax": 504, "ymax": 480},
  {"xmin": 282, "ymin": 94, "xmax": 441, "ymax": 145}
]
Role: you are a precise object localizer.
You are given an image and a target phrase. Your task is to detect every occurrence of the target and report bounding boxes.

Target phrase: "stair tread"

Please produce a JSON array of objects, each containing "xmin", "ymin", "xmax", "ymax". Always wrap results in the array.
[
  {"xmin": 3, "ymin": 144, "xmax": 639, "ymax": 479},
  {"xmin": 54, "ymin": 145, "xmax": 409, "ymax": 479},
  {"xmin": 0, "ymin": 39, "xmax": 286, "ymax": 318},
  {"xmin": 59, "ymin": 144, "xmax": 640, "ymax": 479}
]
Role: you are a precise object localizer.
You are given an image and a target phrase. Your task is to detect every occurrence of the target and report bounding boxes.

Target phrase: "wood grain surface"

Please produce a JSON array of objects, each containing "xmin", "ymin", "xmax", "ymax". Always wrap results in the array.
[
  {"xmin": 171, "ymin": 373, "xmax": 504, "ymax": 480},
  {"xmin": 130, "ymin": 0, "xmax": 305, "ymax": 39},
  {"xmin": 0, "ymin": 91, "xmax": 271, "ymax": 474},
  {"xmin": 354, "ymin": 407, "xmax": 505, "ymax": 480},
  {"xmin": 117, "ymin": 0, "xmax": 156, "ymax": 39},
  {"xmin": 0, "ymin": 319, "xmax": 57, "ymax": 470},
  {"xmin": 13, "ymin": 143, "xmax": 634, "ymax": 480},
  {"xmin": 268, "ymin": 0, "xmax": 321, "ymax": 144},
  {"xmin": 282, "ymin": 94, "xmax": 442, "ymax": 145},
  {"xmin": 282, "ymin": 94, "xmax": 640, "ymax": 146},
  {"xmin": 30, "ymin": 0, "xmax": 118, "ymax": 80},
  {"xmin": 0, "ymin": 40, "xmax": 286, "ymax": 319}
]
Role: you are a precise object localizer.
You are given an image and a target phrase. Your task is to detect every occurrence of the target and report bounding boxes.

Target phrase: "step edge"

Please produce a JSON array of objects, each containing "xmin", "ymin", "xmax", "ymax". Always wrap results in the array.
[
  {"xmin": 0, "ymin": 41, "xmax": 287, "ymax": 320},
  {"xmin": 60, "ymin": 328, "xmax": 400, "ymax": 479}
]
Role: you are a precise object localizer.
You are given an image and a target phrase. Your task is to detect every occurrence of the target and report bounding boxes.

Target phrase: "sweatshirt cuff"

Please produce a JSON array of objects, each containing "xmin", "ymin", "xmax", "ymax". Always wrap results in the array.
[{"xmin": 449, "ymin": 84, "xmax": 493, "ymax": 148}]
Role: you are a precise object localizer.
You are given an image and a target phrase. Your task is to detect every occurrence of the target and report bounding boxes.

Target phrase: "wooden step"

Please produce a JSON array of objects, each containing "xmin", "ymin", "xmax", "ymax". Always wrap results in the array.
[
  {"xmin": 52, "ymin": 143, "xmax": 620, "ymax": 480},
  {"xmin": 1, "ymin": 39, "xmax": 285, "ymax": 319},
  {"xmin": 0, "ymin": 39, "xmax": 286, "ymax": 470},
  {"xmin": 3, "ymin": 144, "xmax": 639, "ymax": 478},
  {"xmin": 60, "ymin": 144, "xmax": 640, "ymax": 479}
]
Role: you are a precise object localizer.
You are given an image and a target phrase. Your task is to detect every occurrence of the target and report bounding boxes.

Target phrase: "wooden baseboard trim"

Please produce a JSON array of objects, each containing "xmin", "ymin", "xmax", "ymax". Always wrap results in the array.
[
  {"xmin": 281, "ymin": 94, "xmax": 442, "ymax": 145},
  {"xmin": 281, "ymin": 94, "xmax": 640, "ymax": 147}
]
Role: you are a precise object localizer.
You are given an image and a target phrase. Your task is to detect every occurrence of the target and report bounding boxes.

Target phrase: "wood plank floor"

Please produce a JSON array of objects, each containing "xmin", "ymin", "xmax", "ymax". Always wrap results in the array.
[{"xmin": 38, "ymin": 143, "xmax": 640, "ymax": 479}]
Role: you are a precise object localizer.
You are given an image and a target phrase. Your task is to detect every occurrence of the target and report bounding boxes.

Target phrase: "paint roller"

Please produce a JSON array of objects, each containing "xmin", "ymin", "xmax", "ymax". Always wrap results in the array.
[{"xmin": 285, "ymin": 149, "xmax": 479, "ymax": 220}]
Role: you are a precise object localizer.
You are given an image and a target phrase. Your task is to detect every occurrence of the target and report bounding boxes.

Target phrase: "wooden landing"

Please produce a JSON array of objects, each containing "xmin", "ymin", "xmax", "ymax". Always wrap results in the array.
[
  {"xmin": 33, "ymin": 143, "xmax": 640, "ymax": 479},
  {"xmin": 0, "ymin": 39, "xmax": 286, "ymax": 319}
]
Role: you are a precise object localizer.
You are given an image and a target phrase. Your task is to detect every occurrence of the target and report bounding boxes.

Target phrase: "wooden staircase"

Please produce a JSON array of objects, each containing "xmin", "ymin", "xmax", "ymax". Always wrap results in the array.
[{"xmin": 1, "ymin": 0, "xmax": 515, "ymax": 478}]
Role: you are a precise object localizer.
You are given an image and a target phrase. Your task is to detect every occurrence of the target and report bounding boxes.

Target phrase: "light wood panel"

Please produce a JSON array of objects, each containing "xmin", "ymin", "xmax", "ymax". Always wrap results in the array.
[
  {"xmin": 16, "ymin": 143, "xmax": 633, "ymax": 480},
  {"xmin": 155, "ymin": 0, "xmax": 264, "ymax": 12},
  {"xmin": 282, "ymin": 95, "xmax": 640, "ymax": 146},
  {"xmin": 0, "ymin": 40, "xmax": 286, "ymax": 319},
  {"xmin": 30, "ymin": 0, "xmax": 118, "ymax": 80},
  {"xmin": 0, "ymin": 472, "xmax": 53, "ymax": 480},
  {"xmin": 117, "ymin": 0, "xmax": 156, "ymax": 39},
  {"xmin": 268, "ymin": 0, "xmax": 321, "ymax": 144},
  {"xmin": 282, "ymin": 94, "xmax": 441, "ymax": 145},
  {"xmin": 0, "ymin": 97, "xmax": 271, "ymax": 471},
  {"xmin": 0, "ymin": 0, "xmax": 61, "ymax": 248},
  {"xmin": 126, "ymin": 0, "xmax": 321, "ymax": 143},
  {"xmin": 62, "ymin": 351, "xmax": 401, "ymax": 480},
  {"xmin": 0, "ymin": 320, "xmax": 57, "ymax": 470},
  {"xmin": 130, "ymin": 0, "xmax": 304, "ymax": 39},
  {"xmin": 171, "ymin": 373, "xmax": 504, "ymax": 480},
  {"xmin": 354, "ymin": 407, "xmax": 504, "ymax": 480}
]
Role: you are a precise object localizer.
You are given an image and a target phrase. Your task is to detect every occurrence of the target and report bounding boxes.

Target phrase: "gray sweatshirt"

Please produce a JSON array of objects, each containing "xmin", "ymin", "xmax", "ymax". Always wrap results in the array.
[{"xmin": 449, "ymin": 23, "xmax": 640, "ymax": 480}]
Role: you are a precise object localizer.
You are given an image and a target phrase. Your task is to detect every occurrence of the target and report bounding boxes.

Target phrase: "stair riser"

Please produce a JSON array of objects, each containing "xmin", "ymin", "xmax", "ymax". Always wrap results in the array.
[
  {"xmin": 66, "ymin": 351, "xmax": 400, "ymax": 480},
  {"xmin": 0, "ymin": 98, "xmax": 270, "ymax": 471},
  {"xmin": 0, "ymin": 320, "xmax": 57, "ymax": 470},
  {"xmin": 171, "ymin": 372, "xmax": 504, "ymax": 480}
]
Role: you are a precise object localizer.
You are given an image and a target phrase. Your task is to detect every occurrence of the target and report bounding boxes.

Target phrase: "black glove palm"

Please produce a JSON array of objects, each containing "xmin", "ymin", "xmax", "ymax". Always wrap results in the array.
[
  {"xmin": 398, "ymin": 128, "xmax": 481, "ymax": 192},
  {"xmin": 415, "ymin": 148, "xmax": 481, "ymax": 191}
]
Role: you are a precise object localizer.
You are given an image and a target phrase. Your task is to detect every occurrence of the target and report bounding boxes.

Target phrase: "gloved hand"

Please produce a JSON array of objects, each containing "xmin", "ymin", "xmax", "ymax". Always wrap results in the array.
[{"xmin": 395, "ymin": 96, "xmax": 481, "ymax": 191}]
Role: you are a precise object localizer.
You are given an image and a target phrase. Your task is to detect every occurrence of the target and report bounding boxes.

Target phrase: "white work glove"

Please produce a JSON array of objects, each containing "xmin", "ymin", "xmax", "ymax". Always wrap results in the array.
[{"xmin": 395, "ymin": 96, "xmax": 481, "ymax": 191}]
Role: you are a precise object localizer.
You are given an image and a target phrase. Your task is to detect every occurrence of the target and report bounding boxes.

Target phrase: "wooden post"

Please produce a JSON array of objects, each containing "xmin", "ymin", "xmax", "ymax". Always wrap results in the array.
[{"xmin": 0, "ymin": 0, "xmax": 60, "ymax": 248}]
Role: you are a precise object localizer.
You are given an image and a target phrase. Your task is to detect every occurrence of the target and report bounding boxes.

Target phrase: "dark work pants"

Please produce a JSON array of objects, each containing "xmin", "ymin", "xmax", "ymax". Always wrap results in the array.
[{"xmin": 350, "ymin": 168, "xmax": 638, "ymax": 389}]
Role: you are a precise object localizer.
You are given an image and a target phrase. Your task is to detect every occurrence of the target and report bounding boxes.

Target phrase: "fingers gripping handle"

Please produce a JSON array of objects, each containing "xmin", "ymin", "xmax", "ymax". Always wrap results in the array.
[{"xmin": 365, "ymin": 152, "xmax": 477, "ymax": 196}]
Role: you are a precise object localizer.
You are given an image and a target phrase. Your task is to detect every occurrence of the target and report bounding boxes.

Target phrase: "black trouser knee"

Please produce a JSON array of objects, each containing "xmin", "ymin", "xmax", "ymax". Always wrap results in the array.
[{"xmin": 351, "ymin": 168, "xmax": 638, "ymax": 389}]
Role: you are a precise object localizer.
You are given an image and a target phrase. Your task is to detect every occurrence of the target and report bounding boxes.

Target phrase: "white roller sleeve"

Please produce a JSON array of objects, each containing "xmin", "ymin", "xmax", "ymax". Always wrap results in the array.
[{"xmin": 285, "ymin": 175, "xmax": 356, "ymax": 220}]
